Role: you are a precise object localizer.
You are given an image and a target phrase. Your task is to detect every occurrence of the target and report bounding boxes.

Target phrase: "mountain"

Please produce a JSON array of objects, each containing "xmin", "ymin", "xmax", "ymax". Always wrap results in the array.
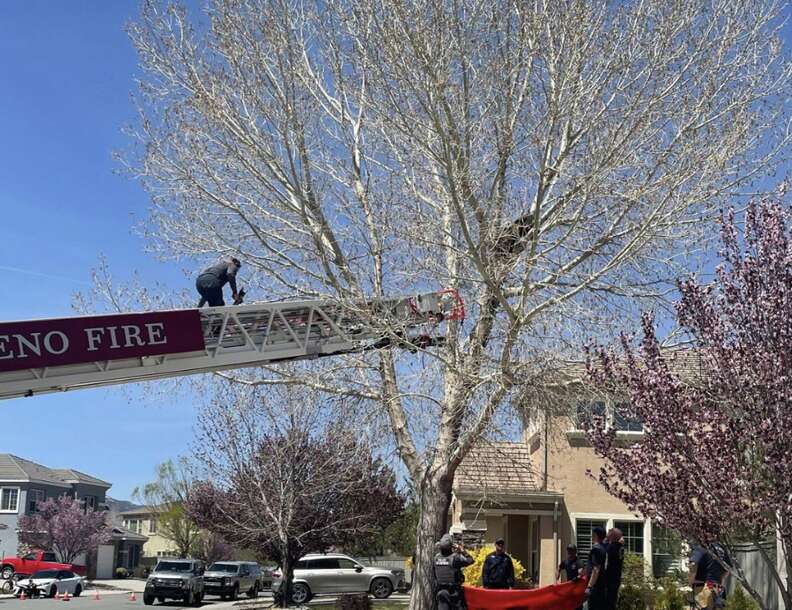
[{"xmin": 105, "ymin": 497, "xmax": 142, "ymax": 514}]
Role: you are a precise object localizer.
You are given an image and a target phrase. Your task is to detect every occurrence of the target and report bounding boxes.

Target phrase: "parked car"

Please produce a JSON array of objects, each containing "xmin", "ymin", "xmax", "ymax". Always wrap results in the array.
[
  {"xmin": 1, "ymin": 551, "xmax": 86, "ymax": 579},
  {"xmin": 203, "ymin": 561, "xmax": 262, "ymax": 599},
  {"xmin": 13, "ymin": 569, "xmax": 84, "ymax": 598},
  {"xmin": 260, "ymin": 565, "xmax": 277, "ymax": 590},
  {"xmin": 271, "ymin": 554, "xmax": 403, "ymax": 605},
  {"xmin": 143, "ymin": 559, "xmax": 205, "ymax": 606}
]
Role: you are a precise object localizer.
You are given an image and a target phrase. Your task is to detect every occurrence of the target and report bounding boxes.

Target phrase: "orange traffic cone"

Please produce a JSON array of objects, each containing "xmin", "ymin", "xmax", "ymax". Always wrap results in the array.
[
  {"xmin": 129, "ymin": 591, "xmax": 137, "ymax": 602},
  {"xmin": 19, "ymin": 590, "xmax": 26, "ymax": 601},
  {"xmin": 54, "ymin": 591, "xmax": 61, "ymax": 600},
  {"xmin": 93, "ymin": 589, "xmax": 101, "ymax": 600},
  {"xmin": 63, "ymin": 591, "xmax": 71, "ymax": 602}
]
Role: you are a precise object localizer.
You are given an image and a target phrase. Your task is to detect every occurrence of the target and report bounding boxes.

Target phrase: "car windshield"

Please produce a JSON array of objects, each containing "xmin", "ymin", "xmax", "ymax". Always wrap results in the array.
[
  {"xmin": 31, "ymin": 570, "xmax": 59, "ymax": 579},
  {"xmin": 208, "ymin": 564, "xmax": 238, "ymax": 573},
  {"xmin": 155, "ymin": 562, "xmax": 192, "ymax": 573}
]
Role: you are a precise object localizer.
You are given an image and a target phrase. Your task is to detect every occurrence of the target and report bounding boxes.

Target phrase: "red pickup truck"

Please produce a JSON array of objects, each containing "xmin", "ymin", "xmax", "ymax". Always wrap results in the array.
[{"xmin": 1, "ymin": 551, "xmax": 86, "ymax": 579}]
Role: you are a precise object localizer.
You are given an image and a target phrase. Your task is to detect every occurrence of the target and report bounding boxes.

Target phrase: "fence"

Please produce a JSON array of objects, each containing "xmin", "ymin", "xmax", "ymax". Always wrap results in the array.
[{"xmin": 730, "ymin": 540, "xmax": 779, "ymax": 609}]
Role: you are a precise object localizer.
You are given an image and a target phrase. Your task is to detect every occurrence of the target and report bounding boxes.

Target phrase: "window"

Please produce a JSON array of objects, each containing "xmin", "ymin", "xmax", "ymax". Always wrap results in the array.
[
  {"xmin": 311, "ymin": 558, "xmax": 340, "ymax": 570},
  {"xmin": 652, "ymin": 524, "xmax": 684, "ymax": 578},
  {"xmin": 28, "ymin": 489, "xmax": 45, "ymax": 512},
  {"xmin": 613, "ymin": 402, "xmax": 643, "ymax": 432},
  {"xmin": 337, "ymin": 559, "xmax": 358, "ymax": 570},
  {"xmin": 42, "ymin": 552, "xmax": 58, "ymax": 562},
  {"xmin": 574, "ymin": 402, "xmax": 606, "ymax": 430},
  {"xmin": 23, "ymin": 553, "xmax": 37, "ymax": 561},
  {"xmin": 614, "ymin": 520, "xmax": 644, "ymax": 554},
  {"xmin": 83, "ymin": 496, "xmax": 97, "ymax": 510},
  {"xmin": 0, "ymin": 487, "xmax": 19, "ymax": 513},
  {"xmin": 149, "ymin": 519, "xmax": 158, "ymax": 534},
  {"xmin": 575, "ymin": 519, "xmax": 607, "ymax": 561},
  {"xmin": 123, "ymin": 518, "xmax": 143, "ymax": 534}
]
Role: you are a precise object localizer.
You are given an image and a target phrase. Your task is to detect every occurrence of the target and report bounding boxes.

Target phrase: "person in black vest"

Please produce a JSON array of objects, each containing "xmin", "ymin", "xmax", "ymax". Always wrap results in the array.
[
  {"xmin": 585, "ymin": 526, "xmax": 608, "ymax": 610},
  {"xmin": 557, "ymin": 544, "xmax": 584, "ymax": 610},
  {"xmin": 434, "ymin": 534, "xmax": 474, "ymax": 610},
  {"xmin": 604, "ymin": 527, "xmax": 626, "ymax": 610},
  {"xmin": 482, "ymin": 538, "xmax": 516, "ymax": 590}
]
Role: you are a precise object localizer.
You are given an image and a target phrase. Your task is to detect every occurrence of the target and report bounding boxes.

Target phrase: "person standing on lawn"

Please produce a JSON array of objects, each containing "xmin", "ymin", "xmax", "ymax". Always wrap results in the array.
[
  {"xmin": 604, "ymin": 527, "xmax": 626, "ymax": 610},
  {"xmin": 557, "ymin": 544, "xmax": 585, "ymax": 610},
  {"xmin": 482, "ymin": 538, "xmax": 516, "ymax": 590},
  {"xmin": 585, "ymin": 526, "xmax": 609, "ymax": 610}
]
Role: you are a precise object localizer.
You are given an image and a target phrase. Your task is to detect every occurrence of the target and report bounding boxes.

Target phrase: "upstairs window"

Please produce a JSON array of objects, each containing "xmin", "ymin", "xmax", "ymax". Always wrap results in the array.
[
  {"xmin": 28, "ymin": 489, "xmax": 45, "ymax": 513},
  {"xmin": 575, "ymin": 401, "xmax": 606, "ymax": 430},
  {"xmin": 0, "ymin": 488, "xmax": 19, "ymax": 513},
  {"xmin": 123, "ymin": 518, "xmax": 143, "ymax": 534},
  {"xmin": 573, "ymin": 400, "xmax": 643, "ymax": 433}
]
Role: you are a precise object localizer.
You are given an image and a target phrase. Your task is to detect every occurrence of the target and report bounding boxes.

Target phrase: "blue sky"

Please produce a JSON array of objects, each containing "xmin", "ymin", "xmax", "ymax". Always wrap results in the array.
[{"xmin": 0, "ymin": 1, "xmax": 194, "ymax": 500}]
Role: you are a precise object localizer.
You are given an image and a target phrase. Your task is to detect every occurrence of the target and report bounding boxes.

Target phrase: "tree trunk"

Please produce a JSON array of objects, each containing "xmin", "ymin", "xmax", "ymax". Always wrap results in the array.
[
  {"xmin": 278, "ymin": 555, "xmax": 293, "ymax": 610},
  {"xmin": 409, "ymin": 472, "xmax": 453, "ymax": 610}
]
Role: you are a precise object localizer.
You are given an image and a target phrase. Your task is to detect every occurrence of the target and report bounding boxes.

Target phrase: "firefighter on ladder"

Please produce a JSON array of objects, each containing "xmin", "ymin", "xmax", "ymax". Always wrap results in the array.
[{"xmin": 196, "ymin": 257, "xmax": 243, "ymax": 307}]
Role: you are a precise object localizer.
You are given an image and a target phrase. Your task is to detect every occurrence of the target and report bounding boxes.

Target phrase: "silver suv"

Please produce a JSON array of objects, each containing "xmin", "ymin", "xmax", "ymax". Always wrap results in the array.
[
  {"xmin": 143, "ymin": 559, "xmax": 205, "ymax": 606},
  {"xmin": 272, "ymin": 554, "xmax": 402, "ymax": 604},
  {"xmin": 203, "ymin": 561, "xmax": 262, "ymax": 599}
]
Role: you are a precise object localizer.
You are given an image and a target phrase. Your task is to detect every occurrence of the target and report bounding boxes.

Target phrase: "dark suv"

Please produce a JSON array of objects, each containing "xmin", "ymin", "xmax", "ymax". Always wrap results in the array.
[
  {"xmin": 143, "ymin": 559, "xmax": 205, "ymax": 606},
  {"xmin": 203, "ymin": 561, "xmax": 262, "ymax": 599}
]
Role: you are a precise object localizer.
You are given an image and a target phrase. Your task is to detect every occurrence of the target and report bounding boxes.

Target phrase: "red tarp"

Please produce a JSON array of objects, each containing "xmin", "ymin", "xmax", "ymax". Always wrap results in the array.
[{"xmin": 464, "ymin": 579, "xmax": 587, "ymax": 610}]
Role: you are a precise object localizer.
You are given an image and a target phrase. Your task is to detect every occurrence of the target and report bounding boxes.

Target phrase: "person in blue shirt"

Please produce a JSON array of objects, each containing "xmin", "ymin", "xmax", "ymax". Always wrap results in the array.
[
  {"xmin": 585, "ymin": 526, "xmax": 609, "ymax": 610},
  {"xmin": 689, "ymin": 542, "xmax": 730, "ymax": 609},
  {"xmin": 482, "ymin": 538, "xmax": 516, "ymax": 589},
  {"xmin": 604, "ymin": 528, "xmax": 626, "ymax": 610},
  {"xmin": 557, "ymin": 544, "xmax": 584, "ymax": 610}
]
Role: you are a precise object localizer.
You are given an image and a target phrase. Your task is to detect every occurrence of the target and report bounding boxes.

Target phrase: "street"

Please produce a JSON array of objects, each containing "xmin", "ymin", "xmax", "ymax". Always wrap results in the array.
[{"xmin": 0, "ymin": 591, "xmax": 411, "ymax": 610}]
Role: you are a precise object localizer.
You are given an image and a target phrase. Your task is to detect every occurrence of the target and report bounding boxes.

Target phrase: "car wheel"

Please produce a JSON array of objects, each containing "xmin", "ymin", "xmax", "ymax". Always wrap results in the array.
[
  {"xmin": 184, "ymin": 589, "xmax": 194, "ymax": 605},
  {"xmin": 370, "ymin": 577, "xmax": 393, "ymax": 599},
  {"xmin": 157, "ymin": 596, "xmax": 165, "ymax": 603},
  {"xmin": 291, "ymin": 583, "xmax": 312, "ymax": 605},
  {"xmin": 48, "ymin": 585, "xmax": 58, "ymax": 598},
  {"xmin": 1, "ymin": 566, "xmax": 13, "ymax": 580},
  {"xmin": 74, "ymin": 585, "xmax": 82, "ymax": 597},
  {"xmin": 143, "ymin": 594, "xmax": 155, "ymax": 606},
  {"xmin": 230, "ymin": 584, "xmax": 238, "ymax": 601}
]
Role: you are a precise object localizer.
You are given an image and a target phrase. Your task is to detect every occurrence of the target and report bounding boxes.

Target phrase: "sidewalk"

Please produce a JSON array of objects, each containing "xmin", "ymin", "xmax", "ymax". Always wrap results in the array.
[{"xmin": 86, "ymin": 579, "xmax": 147, "ymax": 593}]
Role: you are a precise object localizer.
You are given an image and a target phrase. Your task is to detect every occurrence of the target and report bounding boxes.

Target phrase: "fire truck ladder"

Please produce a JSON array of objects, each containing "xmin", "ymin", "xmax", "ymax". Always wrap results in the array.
[{"xmin": 0, "ymin": 291, "xmax": 464, "ymax": 401}]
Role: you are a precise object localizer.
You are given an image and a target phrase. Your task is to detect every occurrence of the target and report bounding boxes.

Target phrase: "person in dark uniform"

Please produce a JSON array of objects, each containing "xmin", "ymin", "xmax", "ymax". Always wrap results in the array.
[
  {"xmin": 557, "ymin": 544, "xmax": 584, "ymax": 610},
  {"xmin": 433, "ymin": 534, "xmax": 474, "ymax": 610},
  {"xmin": 689, "ymin": 542, "xmax": 730, "ymax": 610},
  {"xmin": 585, "ymin": 526, "xmax": 608, "ymax": 610},
  {"xmin": 604, "ymin": 527, "xmax": 626, "ymax": 610},
  {"xmin": 196, "ymin": 257, "xmax": 241, "ymax": 307},
  {"xmin": 482, "ymin": 538, "xmax": 515, "ymax": 589}
]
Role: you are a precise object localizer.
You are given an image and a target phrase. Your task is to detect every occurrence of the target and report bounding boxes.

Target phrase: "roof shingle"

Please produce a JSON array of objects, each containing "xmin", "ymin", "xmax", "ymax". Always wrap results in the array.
[
  {"xmin": 455, "ymin": 442, "xmax": 539, "ymax": 496},
  {"xmin": 0, "ymin": 454, "xmax": 109, "ymax": 488}
]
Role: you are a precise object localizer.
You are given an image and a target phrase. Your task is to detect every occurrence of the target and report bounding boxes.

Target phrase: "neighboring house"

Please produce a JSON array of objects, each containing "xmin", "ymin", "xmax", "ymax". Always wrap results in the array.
[
  {"xmin": 118, "ymin": 506, "xmax": 179, "ymax": 559},
  {"xmin": 0, "ymin": 454, "xmax": 145, "ymax": 578},
  {"xmin": 451, "ymin": 398, "xmax": 685, "ymax": 587}
]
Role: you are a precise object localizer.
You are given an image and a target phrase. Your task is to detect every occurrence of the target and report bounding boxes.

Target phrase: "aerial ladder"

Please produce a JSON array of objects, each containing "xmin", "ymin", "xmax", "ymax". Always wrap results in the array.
[{"xmin": 0, "ymin": 291, "xmax": 464, "ymax": 401}]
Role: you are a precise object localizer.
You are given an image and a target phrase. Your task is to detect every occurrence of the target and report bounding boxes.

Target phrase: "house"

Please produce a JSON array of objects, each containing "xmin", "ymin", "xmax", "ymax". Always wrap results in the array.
[
  {"xmin": 0, "ymin": 454, "xmax": 146, "ymax": 578},
  {"xmin": 118, "ymin": 505, "xmax": 178, "ymax": 559},
  {"xmin": 450, "ymin": 397, "xmax": 684, "ymax": 587}
]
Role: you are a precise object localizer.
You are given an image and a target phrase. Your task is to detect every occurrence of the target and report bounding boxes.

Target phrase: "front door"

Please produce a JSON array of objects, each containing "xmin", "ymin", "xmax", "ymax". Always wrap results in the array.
[
  {"xmin": 308, "ymin": 558, "xmax": 339, "ymax": 594},
  {"xmin": 336, "ymin": 558, "xmax": 367, "ymax": 593}
]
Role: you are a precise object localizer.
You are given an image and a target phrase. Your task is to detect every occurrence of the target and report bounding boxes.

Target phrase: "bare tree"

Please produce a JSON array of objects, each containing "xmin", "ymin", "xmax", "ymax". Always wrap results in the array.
[
  {"xmin": 133, "ymin": 459, "xmax": 202, "ymax": 558},
  {"xmin": 118, "ymin": 1, "xmax": 791, "ymax": 606},
  {"xmin": 186, "ymin": 385, "xmax": 404, "ymax": 607}
]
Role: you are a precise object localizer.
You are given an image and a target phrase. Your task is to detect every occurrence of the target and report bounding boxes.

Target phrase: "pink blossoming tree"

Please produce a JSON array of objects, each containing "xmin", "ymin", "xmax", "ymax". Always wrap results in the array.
[
  {"xmin": 18, "ymin": 496, "xmax": 111, "ymax": 564},
  {"xmin": 587, "ymin": 189, "xmax": 792, "ymax": 610}
]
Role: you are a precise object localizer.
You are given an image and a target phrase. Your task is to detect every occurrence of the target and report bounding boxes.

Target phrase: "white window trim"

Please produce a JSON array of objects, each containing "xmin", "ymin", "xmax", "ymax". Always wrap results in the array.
[{"xmin": 0, "ymin": 487, "xmax": 21, "ymax": 513}]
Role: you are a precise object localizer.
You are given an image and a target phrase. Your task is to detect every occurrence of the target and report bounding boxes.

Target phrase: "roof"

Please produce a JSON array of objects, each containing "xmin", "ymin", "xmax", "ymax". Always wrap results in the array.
[
  {"xmin": 454, "ymin": 442, "xmax": 540, "ymax": 496},
  {"xmin": 0, "ymin": 454, "xmax": 109, "ymax": 488},
  {"xmin": 118, "ymin": 504, "xmax": 169, "ymax": 517},
  {"xmin": 50, "ymin": 469, "xmax": 111, "ymax": 488},
  {"xmin": 110, "ymin": 525, "xmax": 148, "ymax": 543}
]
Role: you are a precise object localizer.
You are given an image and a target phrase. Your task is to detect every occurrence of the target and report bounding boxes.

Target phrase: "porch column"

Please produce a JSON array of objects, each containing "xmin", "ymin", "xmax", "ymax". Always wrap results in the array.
[{"xmin": 643, "ymin": 519, "xmax": 653, "ymax": 578}]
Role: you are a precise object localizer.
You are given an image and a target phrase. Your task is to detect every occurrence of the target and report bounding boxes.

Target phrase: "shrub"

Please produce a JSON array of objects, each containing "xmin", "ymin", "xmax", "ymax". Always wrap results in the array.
[
  {"xmin": 723, "ymin": 586, "xmax": 760, "ymax": 610},
  {"xmin": 115, "ymin": 567, "xmax": 128, "ymax": 579},
  {"xmin": 462, "ymin": 546, "xmax": 526, "ymax": 587},
  {"xmin": 615, "ymin": 553, "xmax": 655, "ymax": 610},
  {"xmin": 654, "ymin": 578, "xmax": 686, "ymax": 610}
]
